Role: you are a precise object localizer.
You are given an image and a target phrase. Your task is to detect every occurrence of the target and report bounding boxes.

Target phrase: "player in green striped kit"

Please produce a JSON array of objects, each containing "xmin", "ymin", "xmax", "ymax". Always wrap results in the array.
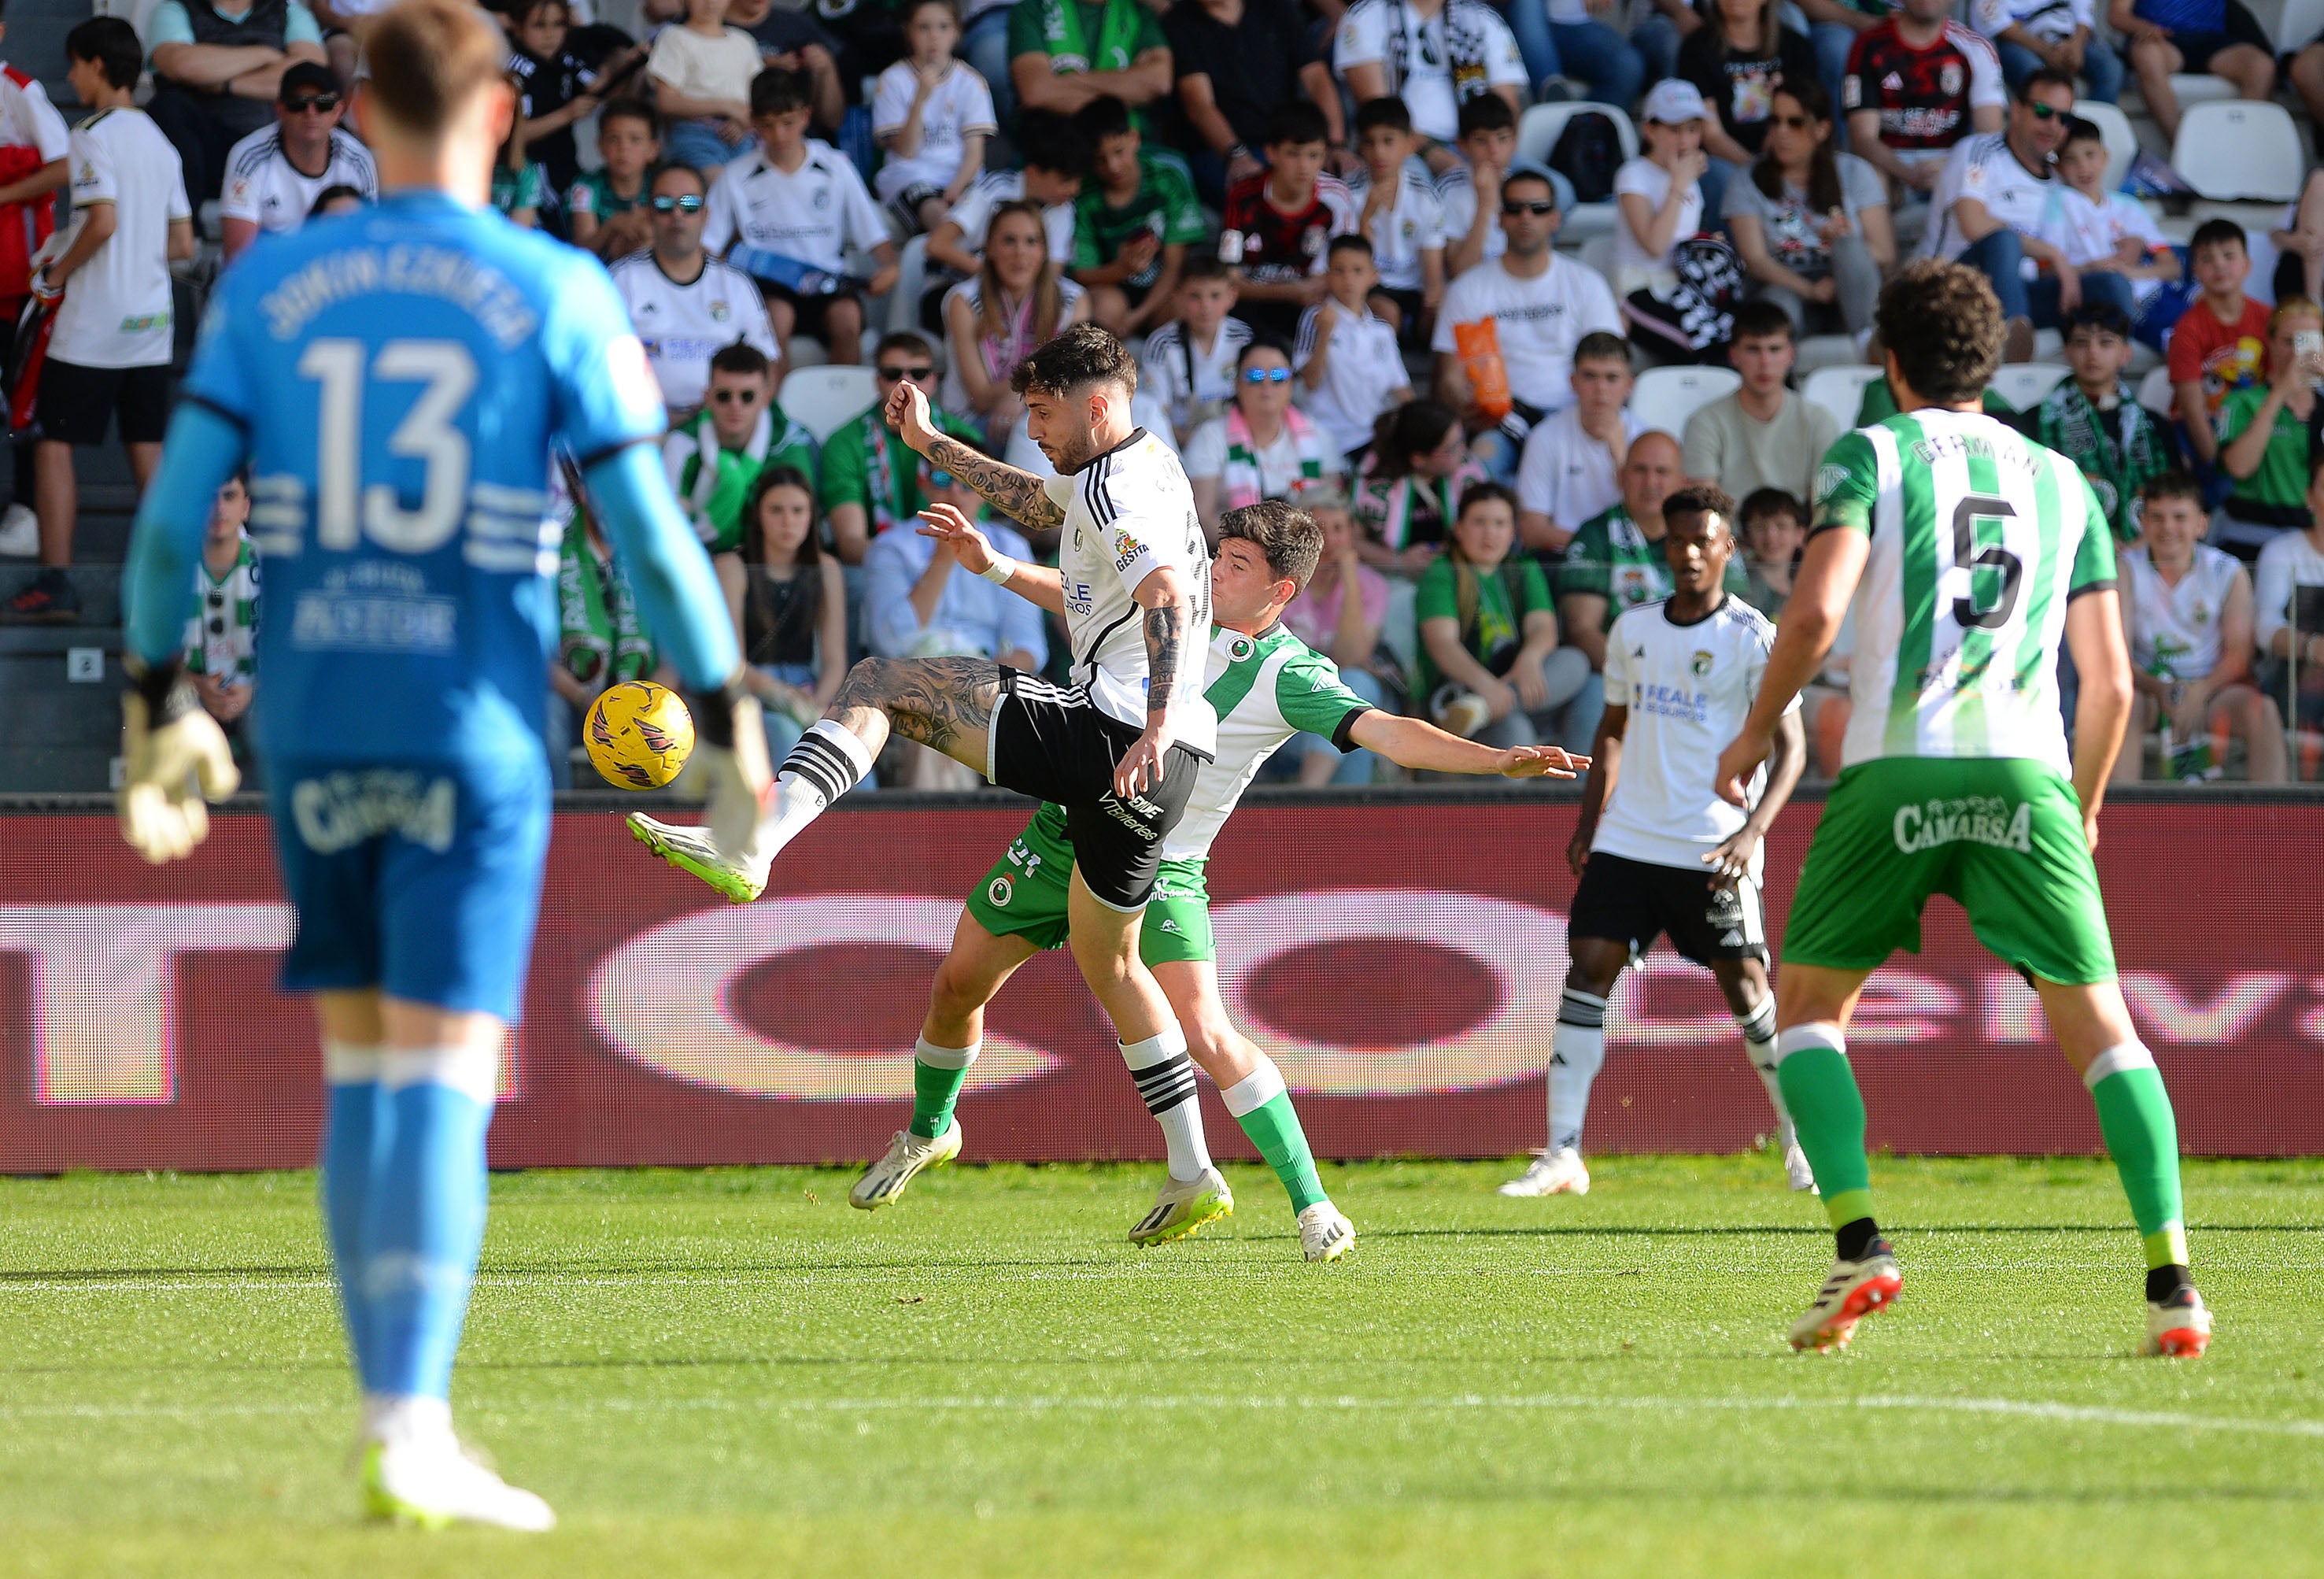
[
  {"xmin": 1716, "ymin": 261, "xmax": 2211, "ymax": 1358},
  {"xmin": 636, "ymin": 501, "xmax": 1582, "ymax": 1258}
]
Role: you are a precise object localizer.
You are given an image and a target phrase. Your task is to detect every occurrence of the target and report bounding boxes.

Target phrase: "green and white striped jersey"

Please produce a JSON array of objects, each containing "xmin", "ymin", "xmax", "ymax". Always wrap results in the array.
[
  {"xmin": 1813, "ymin": 408, "xmax": 2115, "ymax": 772},
  {"xmin": 1160, "ymin": 623, "xmax": 1376, "ymax": 863}
]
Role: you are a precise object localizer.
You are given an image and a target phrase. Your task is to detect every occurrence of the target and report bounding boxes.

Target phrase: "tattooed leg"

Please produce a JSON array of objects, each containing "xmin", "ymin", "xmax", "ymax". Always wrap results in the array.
[{"xmin": 826, "ymin": 656, "xmax": 1005, "ymax": 774}]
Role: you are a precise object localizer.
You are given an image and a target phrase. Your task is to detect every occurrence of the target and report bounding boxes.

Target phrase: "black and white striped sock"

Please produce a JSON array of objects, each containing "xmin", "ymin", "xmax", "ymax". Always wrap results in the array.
[
  {"xmin": 1121, "ymin": 1026, "xmax": 1210, "ymax": 1182},
  {"xmin": 778, "ymin": 720, "xmax": 871, "ymax": 810}
]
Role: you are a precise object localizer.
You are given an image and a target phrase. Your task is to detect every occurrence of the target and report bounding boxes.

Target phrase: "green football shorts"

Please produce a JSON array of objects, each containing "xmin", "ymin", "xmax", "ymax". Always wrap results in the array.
[
  {"xmin": 964, "ymin": 804, "xmax": 1216, "ymax": 967},
  {"xmin": 1783, "ymin": 756, "xmax": 2117, "ymax": 985}
]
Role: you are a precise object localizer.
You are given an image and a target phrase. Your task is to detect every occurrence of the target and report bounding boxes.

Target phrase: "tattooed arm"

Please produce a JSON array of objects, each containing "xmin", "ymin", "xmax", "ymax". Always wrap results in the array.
[
  {"xmin": 886, "ymin": 378, "xmax": 1066, "ymax": 532},
  {"xmin": 1114, "ymin": 564, "xmax": 1196, "ymax": 797}
]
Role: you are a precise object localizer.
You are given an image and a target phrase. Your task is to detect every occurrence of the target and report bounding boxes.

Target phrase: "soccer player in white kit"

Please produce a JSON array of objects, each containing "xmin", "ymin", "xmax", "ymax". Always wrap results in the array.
[{"xmin": 1502, "ymin": 486, "xmax": 1813, "ymax": 1198}]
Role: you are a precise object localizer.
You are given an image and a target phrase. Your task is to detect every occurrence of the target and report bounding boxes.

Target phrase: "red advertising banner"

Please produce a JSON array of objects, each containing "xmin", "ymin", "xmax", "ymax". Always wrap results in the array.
[{"xmin": 2, "ymin": 793, "xmax": 2320, "ymax": 1174}]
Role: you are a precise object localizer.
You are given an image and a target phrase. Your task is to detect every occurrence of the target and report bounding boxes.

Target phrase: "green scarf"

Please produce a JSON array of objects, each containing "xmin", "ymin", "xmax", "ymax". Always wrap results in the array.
[
  {"xmin": 1040, "ymin": 0, "xmax": 1142, "ymax": 73},
  {"xmin": 556, "ymin": 514, "xmax": 654, "ymax": 684},
  {"xmin": 2034, "ymin": 380, "xmax": 2173, "ymax": 545},
  {"xmin": 677, "ymin": 407, "xmax": 782, "ymax": 553}
]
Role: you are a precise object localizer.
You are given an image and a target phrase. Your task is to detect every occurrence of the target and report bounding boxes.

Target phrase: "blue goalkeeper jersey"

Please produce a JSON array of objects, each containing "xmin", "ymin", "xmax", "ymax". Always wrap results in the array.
[{"xmin": 181, "ymin": 190, "xmax": 669, "ymax": 767}]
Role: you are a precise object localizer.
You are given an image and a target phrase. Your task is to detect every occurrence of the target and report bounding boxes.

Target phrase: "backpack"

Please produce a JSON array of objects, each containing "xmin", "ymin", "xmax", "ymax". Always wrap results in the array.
[{"xmin": 1548, "ymin": 113, "xmax": 1621, "ymax": 205}]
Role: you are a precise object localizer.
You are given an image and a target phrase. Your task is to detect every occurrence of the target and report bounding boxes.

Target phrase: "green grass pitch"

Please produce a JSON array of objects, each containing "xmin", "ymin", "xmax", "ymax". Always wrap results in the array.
[{"xmin": 4, "ymin": 1156, "xmax": 2321, "ymax": 1577}]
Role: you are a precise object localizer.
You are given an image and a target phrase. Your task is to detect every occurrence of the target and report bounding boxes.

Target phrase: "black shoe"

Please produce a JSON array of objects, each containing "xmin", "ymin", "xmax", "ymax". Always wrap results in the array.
[{"xmin": 2, "ymin": 567, "xmax": 78, "ymax": 623}]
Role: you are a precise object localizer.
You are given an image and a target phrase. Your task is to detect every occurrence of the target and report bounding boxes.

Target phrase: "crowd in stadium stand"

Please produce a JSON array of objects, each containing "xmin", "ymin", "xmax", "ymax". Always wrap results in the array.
[{"xmin": 2, "ymin": 0, "xmax": 2322, "ymax": 785}]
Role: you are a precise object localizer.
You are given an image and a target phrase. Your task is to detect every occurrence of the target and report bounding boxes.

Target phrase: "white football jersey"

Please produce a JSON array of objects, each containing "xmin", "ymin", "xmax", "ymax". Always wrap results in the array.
[
  {"xmin": 219, "ymin": 124, "xmax": 377, "ymax": 235},
  {"xmin": 702, "ymin": 140, "xmax": 888, "ymax": 272},
  {"xmin": 1041, "ymin": 428, "xmax": 1217, "ymax": 753},
  {"xmin": 2122, "ymin": 542, "xmax": 2243, "ymax": 682},
  {"xmin": 1594, "ymin": 594, "xmax": 1798, "ymax": 876},
  {"xmin": 608, "ymin": 249, "xmax": 780, "ymax": 412},
  {"xmin": 51, "ymin": 107, "xmax": 190, "ymax": 370}
]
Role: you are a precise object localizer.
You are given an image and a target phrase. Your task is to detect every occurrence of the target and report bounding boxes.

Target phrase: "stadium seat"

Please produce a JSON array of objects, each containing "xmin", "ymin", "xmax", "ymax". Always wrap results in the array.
[
  {"xmin": 1990, "ymin": 363, "xmax": 2069, "ymax": 409},
  {"xmin": 1802, "ymin": 364, "xmax": 1882, "ymax": 431},
  {"xmin": 1578, "ymin": 231, "xmax": 1617, "ymax": 295},
  {"xmin": 886, "ymin": 234, "xmax": 930, "ymax": 335},
  {"xmin": 1792, "ymin": 335, "xmax": 1860, "ymax": 374},
  {"xmin": 778, "ymin": 365, "xmax": 881, "ymax": 443},
  {"xmin": 2172, "ymin": 102, "xmax": 2305, "ymax": 214},
  {"xmin": 2273, "ymin": 0, "xmax": 2324, "ymax": 50},
  {"xmin": 1631, "ymin": 366, "xmax": 1741, "ymax": 435},
  {"xmin": 1517, "ymin": 102, "xmax": 1637, "ymax": 243},
  {"xmin": 2074, "ymin": 99, "xmax": 2141, "ymax": 194},
  {"xmin": 2136, "ymin": 363, "xmax": 2178, "ymax": 419}
]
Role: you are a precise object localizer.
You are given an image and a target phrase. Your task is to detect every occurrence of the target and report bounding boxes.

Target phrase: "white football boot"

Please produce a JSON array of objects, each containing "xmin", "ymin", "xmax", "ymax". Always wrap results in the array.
[
  {"xmin": 849, "ymin": 1120, "xmax": 963, "ymax": 1209},
  {"xmin": 1498, "ymin": 1146, "xmax": 1591, "ymax": 1197},
  {"xmin": 2142, "ymin": 1286, "xmax": 2212, "ymax": 1357},
  {"xmin": 360, "ymin": 1422, "xmax": 554, "ymax": 1532},
  {"xmin": 1129, "ymin": 1166, "xmax": 1233, "ymax": 1246},
  {"xmin": 1789, "ymin": 1241, "xmax": 1903, "ymax": 1352},
  {"xmin": 1782, "ymin": 1142, "xmax": 1820, "ymax": 1193},
  {"xmin": 627, "ymin": 812, "xmax": 767, "ymax": 904},
  {"xmin": 1297, "ymin": 1201, "xmax": 1356, "ymax": 1263}
]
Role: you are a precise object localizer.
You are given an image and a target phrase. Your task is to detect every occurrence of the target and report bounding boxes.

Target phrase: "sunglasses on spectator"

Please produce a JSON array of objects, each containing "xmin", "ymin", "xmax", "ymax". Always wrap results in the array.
[
  {"xmin": 651, "ymin": 194, "xmax": 704, "ymax": 213},
  {"xmin": 878, "ymin": 364, "xmax": 935, "ymax": 381},
  {"xmin": 1769, "ymin": 113, "xmax": 1814, "ymax": 129},
  {"xmin": 284, "ymin": 92, "xmax": 341, "ymax": 113},
  {"xmin": 1242, "ymin": 366, "xmax": 1291, "ymax": 383},
  {"xmin": 1501, "ymin": 199, "xmax": 1556, "ymax": 216},
  {"xmin": 2025, "ymin": 101, "xmax": 2066, "ymax": 119},
  {"xmin": 711, "ymin": 386, "xmax": 759, "ymax": 405},
  {"xmin": 927, "ymin": 469, "xmax": 955, "ymax": 489}
]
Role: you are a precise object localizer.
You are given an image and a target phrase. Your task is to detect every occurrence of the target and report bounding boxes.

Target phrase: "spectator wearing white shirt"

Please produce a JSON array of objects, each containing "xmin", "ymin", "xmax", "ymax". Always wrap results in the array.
[
  {"xmin": 1295, "ymin": 235, "xmax": 1413, "ymax": 461},
  {"xmin": 871, "ymin": 0, "xmax": 996, "ymax": 236},
  {"xmin": 706, "ymin": 66, "xmax": 899, "ymax": 366},
  {"xmin": 1333, "ymin": 0, "xmax": 1526, "ymax": 153},
  {"xmin": 2253, "ymin": 455, "xmax": 2324, "ymax": 751},
  {"xmin": 1680, "ymin": 301, "xmax": 1839, "ymax": 505},
  {"xmin": 1970, "ymin": 0, "xmax": 2120, "ymax": 102},
  {"xmin": 924, "ymin": 111, "xmax": 1086, "ymax": 296},
  {"xmin": 3, "ymin": 20, "xmax": 194, "ymax": 625},
  {"xmin": 1432, "ymin": 163, "xmax": 1625, "ymax": 479},
  {"xmin": 1517, "ymin": 332, "xmax": 1642, "ymax": 556},
  {"xmin": 1347, "ymin": 97, "xmax": 1446, "ymax": 342},
  {"xmin": 648, "ymin": 0, "xmax": 767, "ymax": 180},
  {"xmin": 1615, "ymin": 79, "xmax": 1726, "ymax": 366},
  {"xmin": 1143, "ymin": 257, "xmax": 1252, "ymax": 446},
  {"xmin": 144, "ymin": 0, "xmax": 329, "ymax": 205},
  {"xmin": 1923, "ymin": 69, "xmax": 2107, "ymax": 363},
  {"xmin": 1184, "ymin": 337, "xmax": 1345, "ymax": 540},
  {"xmin": 220, "ymin": 62, "xmax": 375, "ymax": 261},
  {"xmin": 2039, "ymin": 115, "xmax": 2181, "ymax": 338},
  {"xmin": 610, "ymin": 163, "xmax": 781, "ymax": 417}
]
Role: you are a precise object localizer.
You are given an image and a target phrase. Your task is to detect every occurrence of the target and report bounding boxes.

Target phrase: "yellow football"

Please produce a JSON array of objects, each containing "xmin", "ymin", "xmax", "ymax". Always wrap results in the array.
[{"xmin": 585, "ymin": 680, "xmax": 695, "ymax": 790}]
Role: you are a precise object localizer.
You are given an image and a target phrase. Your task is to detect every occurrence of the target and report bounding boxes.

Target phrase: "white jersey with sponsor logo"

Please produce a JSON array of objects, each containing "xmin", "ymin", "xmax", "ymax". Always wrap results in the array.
[
  {"xmin": 1595, "ymin": 595, "xmax": 1797, "ymax": 877},
  {"xmin": 52, "ymin": 107, "xmax": 190, "ymax": 369},
  {"xmin": 701, "ymin": 139, "xmax": 888, "ymax": 271},
  {"xmin": 220, "ymin": 124, "xmax": 378, "ymax": 235},
  {"xmin": 1922, "ymin": 131, "xmax": 2056, "ymax": 263},
  {"xmin": 1040, "ymin": 427, "xmax": 1217, "ymax": 754},
  {"xmin": 2122, "ymin": 542, "xmax": 2243, "ymax": 682},
  {"xmin": 608, "ymin": 249, "xmax": 779, "ymax": 411}
]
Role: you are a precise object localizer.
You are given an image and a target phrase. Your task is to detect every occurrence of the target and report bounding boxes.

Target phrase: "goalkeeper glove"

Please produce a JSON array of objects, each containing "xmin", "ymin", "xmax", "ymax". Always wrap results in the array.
[{"xmin": 118, "ymin": 660, "xmax": 240, "ymax": 864}]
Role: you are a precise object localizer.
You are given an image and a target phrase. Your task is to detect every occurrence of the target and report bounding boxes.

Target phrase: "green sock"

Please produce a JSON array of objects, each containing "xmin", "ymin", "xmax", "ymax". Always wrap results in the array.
[
  {"xmin": 1222, "ymin": 1060, "xmax": 1328, "ymax": 1215},
  {"xmin": 2086, "ymin": 1053, "xmax": 2188, "ymax": 1269},
  {"xmin": 908, "ymin": 1038, "xmax": 976, "ymax": 1140},
  {"xmin": 1775, "ymin": 1027, "xmax": 1874, "ymax": 1233}
]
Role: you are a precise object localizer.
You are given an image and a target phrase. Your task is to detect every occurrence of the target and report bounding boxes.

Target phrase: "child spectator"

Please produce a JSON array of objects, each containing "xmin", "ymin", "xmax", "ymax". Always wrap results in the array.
[
  {"xmin": 186, "ymin": 472, "xmax": 260, "ymax": 738},
  {"xmin": 1164, "ymin": 0, "xmax": 1344, "ymax": 205},
  {"xmin": 2034, "ymin": 301, "xmax": 2178, "ymax": 545},
  {"xmin": 1680, "ymin": 301, "xmax": 1838, "ymax": 505},
  {"xmin": 1416, "ymin": 482, "xmax": 1594, "ymax": 750},
  {"xmin": 1221, "ymin": 100, "xmax": 1357, "ymax": 340},
  {"xmin": 4, "ymin": 19, "xmax": 192, "ymax": 624},
  {"xmin": 649, "ymin": 0, "xmax": 766, "ymax": 181},
  {"xmin": 1617, "ymin": 79, "xmax": 1727, "ymax": 364},
  {"xmin": 943, "ymin": 200, "xmax": 1089, "ymax": 445},
  {"xmin": 1296, "ymin": 235, "xmax": 1413, "ymax": 463},
  {"xmin": 1280, "ymin": 487, "xmax": 1395, "ymax": 784},
  {"xmin": 2167, "ymin": 218, "xmax": 2270, "ymax": 469},
  {"xmin": 2041, "ymin": 115, "xmax": 2180, "ymax": 345},
  {"xmin": 307, "ymin": 183, "xmax": 367, "ymax": 220},
  {"xmin": 1355, "ymin": 398, "xmax": 1487, "ymax": 577},
  {"xmin": 567, "ymin": 98, "xmax": 660, "ymax": 260},
  {"xmin": 1143, "ymin": 257, "xmax": 1252, "ymax": 446},
  {"xmin": 873, "ymin": 0, "xmax": 996, "ymax": 237},
  {"xmin": 2116, "ymin": 471, "xmax": 2284, "ymax": 781},
  {"xmin": 1184, "ymin": 337, "xmax": 1344, "ymax": 538},
  {"xmin": 2112, "ymin": 0, "xmax": 2275, "ymax": 145},
  {"xmin": 664, "ymin": 340, "xmax": 816, "ymax": 601},
  {"xmin": 1676, "ymin": 0, "xmax": 1816, "ymax": 220},
  {"xmin": 1436, "ymin": 94, "xmax": 1529, "ymax": 278},
  {"xmin": 509, "ymin": 0, "xmax": 604, "ymax": 194},
  {"xmin": 2253, "ymin": 454, "xmax": 2324, "ymax": 756},
  {"xmin": 1069, "ymin": 94, "xmax": 1203, "ymax": 339},
  {"xmin": 1518, "ymin": 331, "xmax": 1642, "ymax": 556},
  {"xmin": 708, "ymin": 67, "xmax": 899, "ymax": 366},
  {"xmin": 736, "ymin": 465, "xmax": 848, "ymax": 764},
  {"xmin": 1347, "ymin": 97, "xmax": 1446, "ymax": 342},
  {"xmin": 822, "ymin": 334, "xmax": 984, "ymax": 564},
  {"xmin": 1724, "ymin": 80, "xmax": 1891, "ymax": 342},
  {"xmin": 2215, "ymin": 298, "xmax": 2324, "ymax": 559},
  {"xmin": 1735, "ymin": 485, "xmax": 1802, "ymax": 617},
  {"xmin": 925, "ymin": 110, "xmax": 1087, "ymax": 288}
]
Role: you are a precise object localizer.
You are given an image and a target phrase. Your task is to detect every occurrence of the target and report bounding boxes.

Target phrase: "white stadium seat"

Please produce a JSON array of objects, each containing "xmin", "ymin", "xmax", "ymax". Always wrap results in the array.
[
  {"xmin": 1989, "ymin": 363, "xmax": 2069, "ymax": 410},
  {"xmin": 778, "ymin": 365, "xmax": 881, "ymax": 444},
  {"xmin": 2137, "ymin": 363, "xmax": 2178, "ymax": 420},
  {"xmin": 1631, "ymin": 366, "xmax": 1741, "ymax": 436},
  {"xmin": 1802, "ymin": 364, "xmax": 1882, "ymax": 433},
  {"xmin": 2172, "ymin": 101, "xmax": 2306, "ymax": 206}
]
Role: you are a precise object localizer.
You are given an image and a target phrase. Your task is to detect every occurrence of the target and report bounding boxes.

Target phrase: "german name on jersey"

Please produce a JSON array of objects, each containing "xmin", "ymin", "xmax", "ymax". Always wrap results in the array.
[
  {"xmin": 1597, "ymin": 596, "xmax": 1796, "ymax": 878},
  {"xmin": 1812, "ymin": 407, "xmax": 2115, "ymax": 772},
  {"xmin": 183, "ymin": 192, "xmax": 669, "ymax": 766},
  {"xmin": 1041, "ymin": 428, "xmax": 1219, "ymax": 755}
]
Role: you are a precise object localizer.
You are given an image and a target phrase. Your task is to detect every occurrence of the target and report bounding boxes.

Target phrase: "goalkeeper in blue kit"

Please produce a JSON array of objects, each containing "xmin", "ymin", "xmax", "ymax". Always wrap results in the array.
[{"xmin": 113, "ymin": 0, "xmax": 774, "ymax": 1529}]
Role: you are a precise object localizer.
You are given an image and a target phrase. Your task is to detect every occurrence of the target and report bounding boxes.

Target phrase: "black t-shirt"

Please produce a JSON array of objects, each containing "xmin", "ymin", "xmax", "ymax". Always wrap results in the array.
[
  {"xmin": 1677, "ymin": 24, "xmax": 1818, "ymax": 158},
  {"xmin": 1162, "ymin": 0, "xmax": 1318, "ymax": 152}
]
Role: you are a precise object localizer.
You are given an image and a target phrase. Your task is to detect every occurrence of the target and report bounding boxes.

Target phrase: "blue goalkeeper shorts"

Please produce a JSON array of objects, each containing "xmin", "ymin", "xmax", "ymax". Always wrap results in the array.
[{"xmin": 264, "ymin": 750, "xmax": 552, "ymax": 1022}]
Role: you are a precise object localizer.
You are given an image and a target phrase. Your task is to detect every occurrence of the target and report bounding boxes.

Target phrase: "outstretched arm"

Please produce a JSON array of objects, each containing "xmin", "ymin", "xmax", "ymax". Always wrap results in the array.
[
  {"xmin": 888, "ymin": 377, "xmax": 1064, "ymax": 531},
  {"xmin": 917, "ymin": 504, "xmax": 1067, "ymax": 614},
  {"xmin": 1350, "ymin": 711, "xmax": 1583, "ymax": 777}
]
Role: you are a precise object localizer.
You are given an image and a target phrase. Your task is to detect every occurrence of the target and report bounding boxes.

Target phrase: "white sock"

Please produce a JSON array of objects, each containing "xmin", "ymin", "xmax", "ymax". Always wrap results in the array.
[
  {"xmin": 1547, "ymin": 988, "xmax": 1608, "ymax": 1155},
  {"xmin": 1219, "ymin": 1056, "xmax": 1286, "ymax": 1118},
  {"xmin": 1736, "ymin": 997, "xmax": 1797, "ymax": 1149},
  {"xmin": 767, "ymin": 720, "xmax": 874, "ymax": 855},
  {"xmin": 366, "ymin": 1392, "xmax": 453, "ymax": 1447},
  {"xmin": 1121, "ymin": 1025, "xmax": 1210, "ymax": 1182}
]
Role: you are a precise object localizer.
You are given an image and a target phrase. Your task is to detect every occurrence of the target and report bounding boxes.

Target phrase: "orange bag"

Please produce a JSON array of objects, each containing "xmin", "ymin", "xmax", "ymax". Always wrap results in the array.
[{"xmin": 1454, "ymin": 318, "xmax": 1510, "ymax": 423}]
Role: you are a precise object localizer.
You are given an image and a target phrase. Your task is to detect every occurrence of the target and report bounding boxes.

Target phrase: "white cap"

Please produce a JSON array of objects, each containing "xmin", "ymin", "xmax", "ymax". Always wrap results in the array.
[{"xmin": 1641, "ymin": 79, "xmax": 1709, "ymax": 126}]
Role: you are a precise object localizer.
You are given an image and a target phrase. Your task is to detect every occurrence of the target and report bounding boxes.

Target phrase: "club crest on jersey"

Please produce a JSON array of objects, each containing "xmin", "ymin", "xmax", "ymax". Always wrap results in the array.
[
  {"xmin": 1691, "ymin": 650, "xmax": 1713, "ymax": 676},
  {"xmin": 710, "ymin": 298, "xmax": 731, "ymax": 321},
  {"xmin": 987, "ymin": 875, "xmax": 1014, "ymax": 907},
  {"xmin": 1939, "ymin": 62, "xmax": 1963, "ymax": 96},
  {"xmin": 1229, "ymin": 636, "xmax": 1254, "ymax": 660}
]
